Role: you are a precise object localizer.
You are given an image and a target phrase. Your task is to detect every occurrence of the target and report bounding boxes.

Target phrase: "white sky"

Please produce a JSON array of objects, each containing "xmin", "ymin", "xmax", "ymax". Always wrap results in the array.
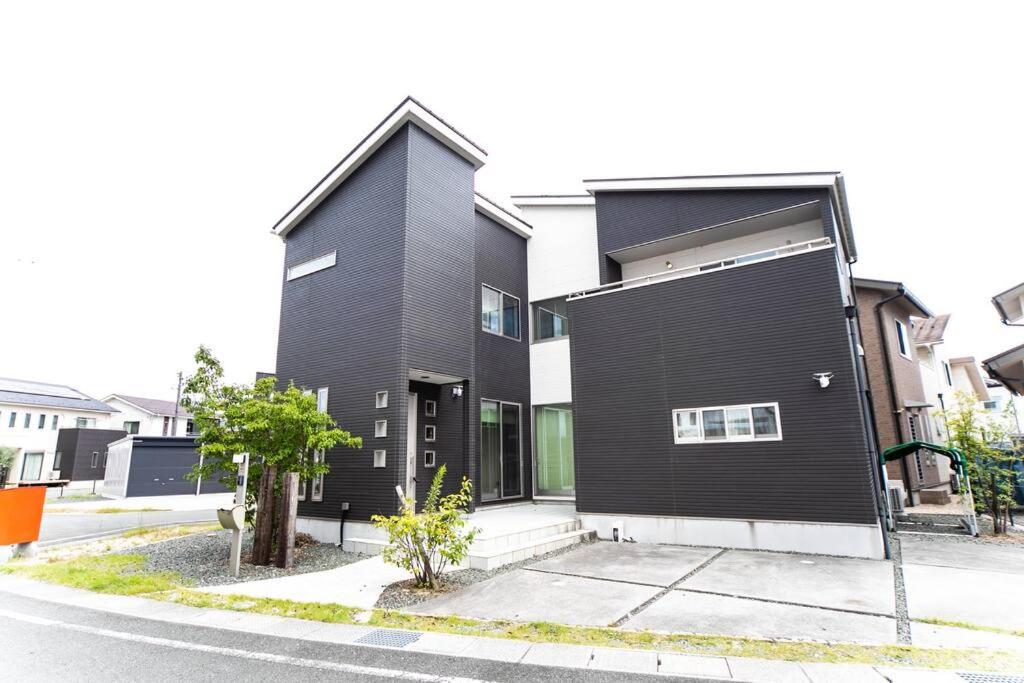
[{"xmin": 2, "ymin": 1, "xmax": 1022, "ymax": 402}]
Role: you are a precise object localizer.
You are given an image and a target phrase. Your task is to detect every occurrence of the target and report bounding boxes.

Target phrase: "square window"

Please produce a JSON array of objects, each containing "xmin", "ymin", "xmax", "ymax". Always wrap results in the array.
[
  {"xmin": 424, "ymin": 450, "xmax": 436, "ymax": 468},
  {"xmin": 425, "ymin": 400, "xmax": 436, "ymax": 417},
  {"xmin": 701, "ymin": 409, "xmax": 727, "ymax": 441},
  {"xmin": 375, "ymin": 391, "xmax": 388, "ymax": 409},
  {"xmin": 752, "ymin": 405, "xmax": 780, "ymax": 439},
  {"xmin": 373, "ymin": 450, "xmax": 386, "ymax": 468},
  {"xmin": 424, "ymin": 425, "xmax": 436, "ymax": 442},
  {"xmin": 673, "ymin": 410, "xmax": 701, "ymax": 442},
  {"xmin": 375, "ymin": 420, "xmax": 387, "ymax": 438},
  {"xmin": 482, "ymin": 285, "xmax": 521, "ymax": 340}
]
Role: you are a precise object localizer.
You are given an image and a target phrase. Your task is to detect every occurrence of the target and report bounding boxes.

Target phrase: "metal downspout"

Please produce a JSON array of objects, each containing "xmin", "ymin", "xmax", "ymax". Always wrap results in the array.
[
  {"xmin": 875, "ymin": 285, "xmax": 913, "ymax": 504},
  {"xmin": 848, "ymin": 271, "xmax": 892, "ymax": 558}
]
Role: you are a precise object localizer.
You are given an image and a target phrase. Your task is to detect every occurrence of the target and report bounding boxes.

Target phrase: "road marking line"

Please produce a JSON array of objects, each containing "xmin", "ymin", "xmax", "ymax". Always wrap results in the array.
[{"xmin": 0, "ymin": 609, "xmax": 491, "ymax": 682}]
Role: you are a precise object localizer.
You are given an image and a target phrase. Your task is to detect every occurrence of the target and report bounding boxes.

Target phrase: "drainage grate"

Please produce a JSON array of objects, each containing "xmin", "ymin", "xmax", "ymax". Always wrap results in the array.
[
  {"xmin": 355, "ymin": 629, "xmax": 422, "ymax": 648},
  {"xmin": 959, "ymin": 673, "xmax": 1024, "ymax": 683}
]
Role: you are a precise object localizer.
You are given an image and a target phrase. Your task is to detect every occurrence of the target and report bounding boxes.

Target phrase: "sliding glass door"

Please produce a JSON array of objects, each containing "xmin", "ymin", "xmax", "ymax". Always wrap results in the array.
[
  {"xmin": 535, "ymin": 405, "xmax": 575, "ymax": 497},
  {"xmin": 480, "ymin": 400, "xmax": 522, "ymax": 501}
]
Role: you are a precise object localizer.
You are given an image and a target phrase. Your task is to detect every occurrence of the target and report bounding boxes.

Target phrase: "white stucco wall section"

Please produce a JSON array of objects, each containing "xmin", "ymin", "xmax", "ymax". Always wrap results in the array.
[
  {"xmin": 578, "ymin": 513, "xmax": 886, "ymax": 559},
  {"xmin": 530, "ymin": 339, "xmax": 572, "ymax": 405},
  {"xmin": 523, "ymin": 204, "xmax": 599, "ymax": 302}
]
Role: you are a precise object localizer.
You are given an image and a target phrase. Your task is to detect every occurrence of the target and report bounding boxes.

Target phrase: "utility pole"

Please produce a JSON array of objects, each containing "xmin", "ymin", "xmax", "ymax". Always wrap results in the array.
[{"xmin": 172, "ymin": 371, "xmax": 183, "ymax": 436}]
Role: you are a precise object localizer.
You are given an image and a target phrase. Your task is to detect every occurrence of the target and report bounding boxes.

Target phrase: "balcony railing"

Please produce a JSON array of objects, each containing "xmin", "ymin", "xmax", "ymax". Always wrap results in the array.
[{"xmin": 568, "ymin": 236, "xmax": 834, "ymax": 300}]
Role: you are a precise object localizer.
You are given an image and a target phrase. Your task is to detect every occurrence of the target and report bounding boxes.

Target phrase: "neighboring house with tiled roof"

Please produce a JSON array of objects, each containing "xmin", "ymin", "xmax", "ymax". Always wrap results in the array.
[
  {"xmin": 102, "ymin": 394, "xmax": 194, "ymax": 437},
  {"xmin": 0, "ymin": 377, "xmax": 117, "ymax": 486}
]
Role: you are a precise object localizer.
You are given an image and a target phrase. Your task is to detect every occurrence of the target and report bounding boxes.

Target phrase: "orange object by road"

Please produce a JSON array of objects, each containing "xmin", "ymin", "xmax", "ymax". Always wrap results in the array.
[{"xmin": 0, "ymin": 486, "xmax": 47, "ymax": 545}]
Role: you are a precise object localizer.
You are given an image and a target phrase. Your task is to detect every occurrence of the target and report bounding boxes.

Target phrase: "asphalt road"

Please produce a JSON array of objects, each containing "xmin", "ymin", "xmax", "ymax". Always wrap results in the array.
[
  {"xmin": 39, "ymin": 509, "xmax": 217, "ymax": 545},
  {"xmin": 0, "ymin": 592, "xmax": 703, "ymax": 682}
]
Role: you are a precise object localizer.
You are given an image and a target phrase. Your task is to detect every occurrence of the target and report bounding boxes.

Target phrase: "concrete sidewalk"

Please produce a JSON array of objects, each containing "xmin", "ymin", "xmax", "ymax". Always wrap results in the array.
[{"xmin": 0, "ymin": 574, "xmax": 996, "ymax": 682}]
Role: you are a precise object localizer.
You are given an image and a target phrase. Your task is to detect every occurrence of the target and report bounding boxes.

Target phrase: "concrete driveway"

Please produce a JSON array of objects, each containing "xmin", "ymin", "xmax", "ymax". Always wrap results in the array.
[
  {"xmin": 416, "ymin": 541, "xmax": 900, "ymax": 644},
  {"xmin": 900, "ymin": 534, "xmax": 1024, "ymax": 633}
]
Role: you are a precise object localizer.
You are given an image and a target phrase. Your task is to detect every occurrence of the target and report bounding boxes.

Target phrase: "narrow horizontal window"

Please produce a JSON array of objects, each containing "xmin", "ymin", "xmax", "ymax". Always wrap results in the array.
[
  {"xmin": 673, "ymin": 403, "xmax": 782, "ymax": 444},
  {"xmin": 286, "ymin": 251, "xmax": 337, "ymax": 281}
]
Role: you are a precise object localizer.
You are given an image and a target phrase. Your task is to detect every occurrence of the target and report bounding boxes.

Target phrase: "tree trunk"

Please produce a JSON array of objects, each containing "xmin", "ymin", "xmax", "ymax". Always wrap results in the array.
[
  {"xmin": 251, "ymin": 463, "xmax": 277, "ymax": 565},
  {"xmin": 275, "ymin": 471, "xmax": 299, "ymax": 569}
]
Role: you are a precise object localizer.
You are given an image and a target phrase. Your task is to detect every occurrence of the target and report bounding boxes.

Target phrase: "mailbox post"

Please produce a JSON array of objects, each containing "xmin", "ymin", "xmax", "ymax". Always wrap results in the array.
[{"xmin": 222, "ymin": 452, "xmax": 249, "ymax": 577}]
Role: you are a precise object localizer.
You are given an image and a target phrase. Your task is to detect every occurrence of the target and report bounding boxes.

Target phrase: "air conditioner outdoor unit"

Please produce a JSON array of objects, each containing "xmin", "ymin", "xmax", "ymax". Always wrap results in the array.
[{"xmin": 888, "ymin": 487, "xmax": 905, "ymax": 514}]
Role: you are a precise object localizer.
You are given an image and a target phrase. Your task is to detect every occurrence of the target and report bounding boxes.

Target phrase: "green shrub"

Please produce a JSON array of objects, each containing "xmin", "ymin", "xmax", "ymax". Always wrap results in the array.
[{"xmin": 371, "ymin": 465, "xmax": 477, "ymax": 589}]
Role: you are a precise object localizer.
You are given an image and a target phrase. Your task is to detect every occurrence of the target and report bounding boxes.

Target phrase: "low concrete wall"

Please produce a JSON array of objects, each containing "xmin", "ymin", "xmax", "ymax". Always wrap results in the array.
[{"xmin": 578, "ymin": 513, "xmax": 886, "ymax": 560}]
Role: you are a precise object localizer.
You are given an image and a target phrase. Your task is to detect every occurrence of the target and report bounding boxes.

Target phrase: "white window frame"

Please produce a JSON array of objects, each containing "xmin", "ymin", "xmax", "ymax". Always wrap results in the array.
[
  {"xmin": 424, "ymin": 425, "xmax": 436, "ymax": 442},
  {"xmin": 375, "ymin": 419, "xmax": 387, "ymax": 438},
  {"xmin": 311, "ymin": 449, "xmax": 325, "ymax": 502},
  {"xmin": 90, "ymin": 451, "xmax": 99, "ymax": 468},
  {"xmin": 373, "ymin": 449, "xmax": 386, "ymax": 468},
  {"xmin": 424, "ymin": 450, "xmax": 436, "ymax": 468},
  {"xmin": 424, "ymin": 399, "xmax": 436, "ymax": 417},
  {"xmin": 672, "ymin": 402, "xmax": 783, "ymax": 445},
  {"xmin": 894, "ymin": 319, "xmax": 911, "ymax": 359},
  {"xmin": 375, "ymin": 391, "xmax": 388, "ymax": 409},
  {"xmin": 286, "ymin": 250, "xmax": 337, "ymax": 281}
]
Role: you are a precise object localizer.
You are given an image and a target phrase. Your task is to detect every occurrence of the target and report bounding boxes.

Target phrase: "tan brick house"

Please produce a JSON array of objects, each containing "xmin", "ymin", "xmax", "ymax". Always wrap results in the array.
[{"xmin": 855, "ymin": 278, "xmax": 943, "ymax": 507}]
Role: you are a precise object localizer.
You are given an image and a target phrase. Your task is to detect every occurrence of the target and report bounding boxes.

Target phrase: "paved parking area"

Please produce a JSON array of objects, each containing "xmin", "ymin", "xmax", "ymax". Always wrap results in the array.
[
  {"xmin": 409, "ymin": 535, "xmax": 1024, "ymax": 647},
  {"xmin": 528, "ymin": 541, "xmax": 718, "ymax": 587},
  {"xmin": 900, "ymin": 534, "xmax": 1024, "ymax": 632},
  {"xmin": 682, "ymin": 548, "xmax": 896, "ymax": 615}
]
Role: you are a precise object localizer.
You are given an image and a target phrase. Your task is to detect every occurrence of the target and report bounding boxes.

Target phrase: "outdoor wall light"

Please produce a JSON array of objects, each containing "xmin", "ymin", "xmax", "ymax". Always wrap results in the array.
[
  {"xmin": 812, "ymin": 372, "xmax": 834, "ymax": 389},
  {"xmin": 451, "ymin": 385, "xmax": 464, "ymax": 399}
]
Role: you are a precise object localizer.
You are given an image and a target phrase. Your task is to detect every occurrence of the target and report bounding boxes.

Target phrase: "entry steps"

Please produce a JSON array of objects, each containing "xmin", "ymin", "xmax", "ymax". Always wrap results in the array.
[{"xmin": 343, "ymin": 514, "xmax": 595, "ymax": 571}]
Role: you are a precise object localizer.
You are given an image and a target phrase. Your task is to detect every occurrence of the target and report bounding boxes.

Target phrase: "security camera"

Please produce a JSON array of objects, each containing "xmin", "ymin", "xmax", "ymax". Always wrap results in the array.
[{"xmin": 813, "ymin": 372, "xmax": 834, "ymax": 389}]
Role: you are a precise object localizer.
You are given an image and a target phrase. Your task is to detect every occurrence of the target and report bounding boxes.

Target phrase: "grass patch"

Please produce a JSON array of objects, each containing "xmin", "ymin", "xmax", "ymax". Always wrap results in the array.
[
  {"xmin": 916, "ymin": 617, "xmax": 1024, "ymax": 639},
  {"xmin": 45, "ymin": 506, "xmax": 171, "ymax": 514},
  {"xmin": 166, "ymin": 590, "xmax": 359, "ymax": 623},
  {"xmin": 1, "ymin": 555, "xmax": 180, "ymax": 595},
  {"xmin": 5, "ymin": 549, "xmax": 1022, "ymax": 673},
  {"xmin": 46, "ymin": 494, "xmax": 101, "ymax": 505},
  {"xmin": 119, "ymin": 523, "xmax": 220, "ymax": 540}
]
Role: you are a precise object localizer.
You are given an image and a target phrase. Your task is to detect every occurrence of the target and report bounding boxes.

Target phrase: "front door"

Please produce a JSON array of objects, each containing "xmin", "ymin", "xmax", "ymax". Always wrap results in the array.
[
  {"xmin": 406, "ymin": 392, "xmax": 417, "ymax": 503},
  {"xmin": 481, "ymin": 400, "xmax": 522, "ymax": 501}
]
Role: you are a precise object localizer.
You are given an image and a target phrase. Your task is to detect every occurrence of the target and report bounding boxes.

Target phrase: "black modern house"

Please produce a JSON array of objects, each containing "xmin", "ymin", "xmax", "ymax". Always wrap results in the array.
[{"xmin": 270, "ymin": 98, "xmax": 887, "ymax": 559}]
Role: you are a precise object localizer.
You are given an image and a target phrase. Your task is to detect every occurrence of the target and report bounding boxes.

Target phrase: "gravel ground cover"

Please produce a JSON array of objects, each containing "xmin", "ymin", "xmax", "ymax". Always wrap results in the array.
[
  {"xmin": 122, "ymin": 530, "xmax": 363, "ymax": 587},
  {"xmin": 375, "ymin": 537, "xmax": 596, "ymax": 611}
]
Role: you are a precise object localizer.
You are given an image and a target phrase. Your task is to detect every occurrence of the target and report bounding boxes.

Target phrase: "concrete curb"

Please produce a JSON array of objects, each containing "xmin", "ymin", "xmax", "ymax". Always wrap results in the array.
[{"xmin": 0, "ymin": 575, "xmax": 990, "ymax": 681}]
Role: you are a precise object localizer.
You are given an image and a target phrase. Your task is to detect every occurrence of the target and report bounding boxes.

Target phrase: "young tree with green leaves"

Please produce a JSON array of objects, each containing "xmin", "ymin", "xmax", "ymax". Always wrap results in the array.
[
  {"xmin": 182, "ymin": 346, "xmax": 361, "ymax": 568},
  {"xmin": 372, "ymin": 465, "xmax": 477, "ymax": 590},
  {"xmin": 0, "ymin": 446, "xmax": 17, "ymax": 487},
  {"xmin": 943, "ymin": 391, "xmax": 1018, "ymax": 534}
]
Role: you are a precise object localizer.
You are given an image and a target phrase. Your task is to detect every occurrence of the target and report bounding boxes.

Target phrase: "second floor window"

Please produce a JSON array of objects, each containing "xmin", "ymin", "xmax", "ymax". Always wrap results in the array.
[
  {"xmin": 532, "ymin": 297, "xmax": 569, "ymax": 342},
  {"xmin": 124, "ymin": 421, "xmax": 140, "ymax": 434},
  {"xmin": 482, "ymin": 285, "xmax": 520, "ymax": 340}
]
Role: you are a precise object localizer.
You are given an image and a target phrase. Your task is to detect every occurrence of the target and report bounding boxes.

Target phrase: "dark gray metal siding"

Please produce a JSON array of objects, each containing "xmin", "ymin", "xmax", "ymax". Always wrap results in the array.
[
  {"xmin": 595, "ymin": 189, "xmax": 834, "ymax": 284},
  {"xmin": 55, "ymin": 428, "xmax": 127, "ymax": 481},
  {"xmin": 125, "ymin": 438, "xmax": 200, "ymax": 497},
  {"xmin": 567, "ymin": 247, "xmax": 877, "ymax": 525},
  {"xmin": 279, "ymin": 126, "xmax": 409, "ymax": 522},
  {"xmin": 474, "ymin": 212, "xmax": 532, "ymax": 502}
]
